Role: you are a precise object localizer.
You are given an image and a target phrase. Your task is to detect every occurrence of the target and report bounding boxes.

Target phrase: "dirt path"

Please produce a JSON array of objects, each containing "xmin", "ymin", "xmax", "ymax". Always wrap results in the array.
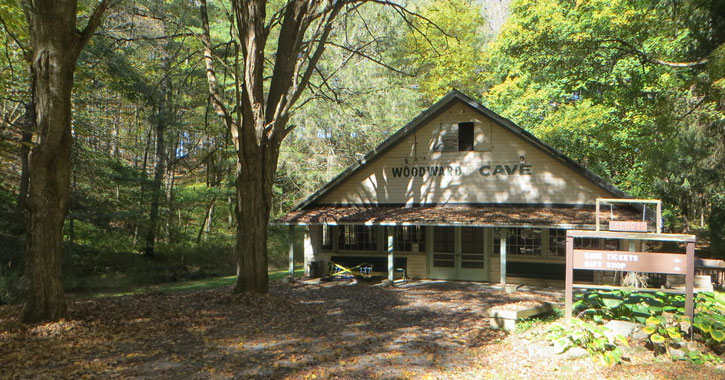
[{"xmin": 1, "ymin": 280, "xmax": 722, "ymax": 379}]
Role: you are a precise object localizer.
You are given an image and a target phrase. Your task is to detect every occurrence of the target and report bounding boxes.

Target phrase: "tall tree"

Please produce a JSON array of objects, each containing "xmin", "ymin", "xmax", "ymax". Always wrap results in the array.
[
  {"xmin": 199, "ymin": 0, "xmax": 433, "ymax": 293},
  {"xmin": 21, "ymin": 0, "xmax": 112, "ymax": 322},
  {"xmin": 482, "ymin": 0, "xmax": 724, "ymax": 237}
]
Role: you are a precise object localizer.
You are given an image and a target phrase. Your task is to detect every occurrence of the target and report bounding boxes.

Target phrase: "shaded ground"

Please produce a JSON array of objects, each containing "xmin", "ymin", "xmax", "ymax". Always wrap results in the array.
[{"xmin": 1, "ymin": 280, "xmax": 723, "ymax": 379}]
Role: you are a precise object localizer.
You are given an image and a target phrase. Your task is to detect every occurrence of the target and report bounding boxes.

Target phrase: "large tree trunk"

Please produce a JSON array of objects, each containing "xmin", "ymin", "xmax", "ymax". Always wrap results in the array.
[
  {"xmin": 22, "ymin": 0, "xmax": 110, "ymax": 323},
  {"xmin": 144, "ymin": 49, "xmax": 172, "ymax": 256},
  {"xmin": 233, "ymin": 156, "xmax": 275, "ymax": 293},
  {"xmin": 23, "ymin": 3, "xmax": 80, "ymax": 323},
  {"xmin": 200, "ymin": 0, "xmax": 341, "ymax": 294}
]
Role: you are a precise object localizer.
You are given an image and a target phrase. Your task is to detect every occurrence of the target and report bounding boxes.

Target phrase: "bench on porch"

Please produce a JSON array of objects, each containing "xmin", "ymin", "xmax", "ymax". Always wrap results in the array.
[{"xmin": 330, "ymin": 256, "xmax": 407, "ymax": 280}]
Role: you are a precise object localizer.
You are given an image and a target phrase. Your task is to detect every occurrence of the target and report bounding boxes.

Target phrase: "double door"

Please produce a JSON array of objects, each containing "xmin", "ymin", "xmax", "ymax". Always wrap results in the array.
[{"xmin": 429, "ymin": 227, "xmax": 488, "ymax": 281}]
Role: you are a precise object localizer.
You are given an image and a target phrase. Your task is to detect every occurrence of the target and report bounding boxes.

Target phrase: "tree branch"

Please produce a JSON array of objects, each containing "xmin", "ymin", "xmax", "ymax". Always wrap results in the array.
[
  {"xmin": 595, "ymin": 38, "xmax": 709, "ymax": 68},
  {"xmin": 78, "ymin": 0, "xmax": 118, "ymax": 52},
  {"xmin": 0, "ymin": 14, "xmax": 27, "ymax": 55},
  {"xmin": 199, "ymin": 0, "xmax": 235, "ymax": 133}
]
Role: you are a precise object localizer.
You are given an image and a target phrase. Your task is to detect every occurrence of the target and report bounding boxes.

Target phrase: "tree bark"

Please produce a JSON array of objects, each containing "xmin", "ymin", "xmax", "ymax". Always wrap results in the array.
[
  {"xmin": 15, "ymin": 99, "xmax": 34, "ymax": 231},
  {"xmin": 199, "ymin": 0, "xmax": 342, "ymax": 294},
  {"xmin": 144, "ymin": 49, "xmax": 172, "ymax": 256},
  {"xmin": 22, "ymin": 0, "xmax": 111, "ymax": 323}
]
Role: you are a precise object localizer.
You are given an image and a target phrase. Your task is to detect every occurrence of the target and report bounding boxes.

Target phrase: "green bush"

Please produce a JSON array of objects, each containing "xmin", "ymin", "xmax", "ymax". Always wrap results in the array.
[
  {"xmin": 641, "ymin": 312, "xmax": 690, "ymax": 356},
  {"xmin": 0, "ymin": 232, "xmax": 24, "ymax": 304},
  {"xmin": 574, "ymin": 290, "xmax": 685, "ymax": 324},
  {"xmin": 693, "ymin": 292, "xmax": 725, "ymax": 353},
  {"xmin": 545, "ymin": 317, "xmax": 628, "ymax": 366}
]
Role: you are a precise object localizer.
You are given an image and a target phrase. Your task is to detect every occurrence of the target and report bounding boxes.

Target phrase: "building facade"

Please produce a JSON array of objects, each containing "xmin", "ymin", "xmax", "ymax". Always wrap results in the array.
[{"xmin": 277, "ymin": 90, "xmax": 648, "ymax": 284}]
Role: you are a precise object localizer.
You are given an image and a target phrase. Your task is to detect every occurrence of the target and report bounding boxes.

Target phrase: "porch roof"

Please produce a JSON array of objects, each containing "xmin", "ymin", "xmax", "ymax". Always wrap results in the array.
[{"xmin": 274, "ymin": 204, "xmax": 644, "ymax": 229}]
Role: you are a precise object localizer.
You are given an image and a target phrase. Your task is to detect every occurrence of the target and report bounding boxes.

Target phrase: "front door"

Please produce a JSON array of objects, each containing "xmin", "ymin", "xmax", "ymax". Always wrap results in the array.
[
  {"xmin": 458, "ymin": 227, "xmax": 487, "ymax": 281},
  {"xmin": 429, "ymin": 227, "xmax": 488, "ymax": 281},
  {"xmin": 430, "ymin": 226, "xmax": 458, "ymax": 279}
]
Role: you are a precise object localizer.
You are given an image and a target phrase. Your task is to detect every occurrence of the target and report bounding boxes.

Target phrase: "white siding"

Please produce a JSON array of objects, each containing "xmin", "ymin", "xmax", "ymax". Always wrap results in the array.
[{"xmin": 319, "ymin": 102, "xmax": 613, "ymax": 206}]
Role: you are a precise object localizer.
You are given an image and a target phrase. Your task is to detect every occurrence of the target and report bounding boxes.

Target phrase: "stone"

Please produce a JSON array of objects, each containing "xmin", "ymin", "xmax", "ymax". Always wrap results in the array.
[
  {"xmin": 488, "ymin": 302, "xmax": 554, "ymax": 332},
  {"xmin": 602, "ymin": 320, "xmax": 639, "ymax": 341},
  {"xmin": 381, "ymin": 279, "xmax": 394, "ymax": 287},
  {"xmin": 631, "ymin": 326, "xmax": 650, "ymax": 342},
  {"xmin": 561, "ymin": 347, "xmax": 589, "ymax": 360}
]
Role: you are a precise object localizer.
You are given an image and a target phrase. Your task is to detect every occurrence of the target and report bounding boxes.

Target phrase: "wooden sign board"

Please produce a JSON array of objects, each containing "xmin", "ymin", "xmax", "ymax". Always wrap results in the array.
[
  {"xmin": 609, "ymin": 220, "xmax": 648, "ymax": 232},
  {"xmin": 573, "ymin": 249, "xmax": 686, "ymax": 274},
  {"xmin": 564, "ymin": 230, "xmax": 696, "ymax": 326}
]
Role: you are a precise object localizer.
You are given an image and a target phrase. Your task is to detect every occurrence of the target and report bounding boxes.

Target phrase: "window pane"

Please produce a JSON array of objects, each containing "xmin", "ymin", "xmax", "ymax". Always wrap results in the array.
[
  {"xmin": 338, "ymin": 225, "xmax": 377, "ymax": 251},
  {"xmin": 433, "ymin": 253, "xmax": 455, "ymax": 268},
  {"xmin": 458, "ymin": 122, "xmax": 474, "ymax": 151},
  {"xmin": 433, "ymin": 226, "xmax": 455, "ymax": 253},
  {"xmin": 389, "ymin": 226, "xmax": 426, "ymax": 252},
  {"xmin": 321, "ymin": 225, "xmax": 333, "ymax": 250},
  {"xmin": 461, "ymin": 261, "xmax": 484, "ymax": 269},
  {"xmin": 548, "ymin": 229, "xmax": 566, "ymax": 257},
  {"xmin": 494, "ymin": 227, "xmax": 542, "ymax": 256},
  {"xmin": 461, "ymin": 227, "xmax": 483, "ymax": 253}
]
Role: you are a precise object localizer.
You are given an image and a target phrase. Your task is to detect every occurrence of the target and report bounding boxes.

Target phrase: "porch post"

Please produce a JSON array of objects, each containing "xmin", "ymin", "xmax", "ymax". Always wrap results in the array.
[
  {"xmin": 387, "ymin": 227, "xmax": 394, "ymax": 282},
  {"xmin": 303, "ymin": 226, "xmax": 320, "ymax": 277},
  {"xmin": 500, "ymin": 230, "xmax": 507, "ymax": 286},
  {"xmin": 288, "ymin": 225, "xmax": 295, "ymax": 278}
]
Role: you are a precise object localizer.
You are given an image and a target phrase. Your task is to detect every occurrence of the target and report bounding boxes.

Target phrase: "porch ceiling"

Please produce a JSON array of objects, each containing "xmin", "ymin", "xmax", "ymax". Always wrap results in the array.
[{"xmin": 274, "ymin": 204, "xmax": 644, "ymax": 228}]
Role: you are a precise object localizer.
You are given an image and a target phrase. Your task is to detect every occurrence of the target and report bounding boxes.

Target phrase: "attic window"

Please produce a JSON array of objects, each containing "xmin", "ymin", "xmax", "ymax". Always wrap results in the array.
[{"xmin": 458, "ymin": 122, "xmax": 474, "ymax": 151}]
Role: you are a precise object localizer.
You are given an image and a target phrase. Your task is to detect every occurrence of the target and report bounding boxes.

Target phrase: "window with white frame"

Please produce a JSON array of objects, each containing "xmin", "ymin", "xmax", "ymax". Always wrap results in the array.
[
  {"xmin": 494, "ymin": 227, "xmax": 542, "ymax": 256},
  {"xmin": 321, "ymin": 225, "xmax": 333, "ymax": 250},
  {"xmin": 338, "ymin": 225, "xmax": 377, "ymax": 251},
  {"xmin": 548, "ymin": 228, "xmax": 567, "ymax": 257},
  {"xmin": 433, "ymin": 226, "xmax": 455, "ymax": 253},
  {"xmin": 386, "ymin": 226, "xmax": 425, "ymax": 252}
]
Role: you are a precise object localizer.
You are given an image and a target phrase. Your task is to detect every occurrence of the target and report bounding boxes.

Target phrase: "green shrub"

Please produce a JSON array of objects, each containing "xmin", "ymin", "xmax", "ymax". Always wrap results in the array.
[
  {"xmin": 641, "ymin": 312, "xmax": 690, "ymax": 356},
  {"xmin": 693, "ymin": 292, "xmax": 725, "ymax": 353},
  {"xmin": 0, "ymin": 232, "xmax": 25, "ymax": 304},
  {"xmin": 545, "ymin": 317, "xmax": 628, "ymax": 365},
  {"xmin": 574, "ymin": 290, "xmax": 685, "ymax": 324}
]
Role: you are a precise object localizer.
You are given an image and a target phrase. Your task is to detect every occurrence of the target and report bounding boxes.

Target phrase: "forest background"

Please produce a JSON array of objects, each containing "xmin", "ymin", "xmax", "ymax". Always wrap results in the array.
[{"xmin": 0, "ymin": 0, "xmax": 723, "ymax": 305}]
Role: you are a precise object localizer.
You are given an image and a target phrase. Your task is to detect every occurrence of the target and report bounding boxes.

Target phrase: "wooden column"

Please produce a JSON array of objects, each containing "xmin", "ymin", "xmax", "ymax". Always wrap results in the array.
[
  {"xmin": 288, "ymin": 225, "xmax": 295, "ymax": 278},
  {"xmin": 499, "ymin": 231, "xmax": 507, "ymax": 286},
  {"xmin": 565, "ymin": 236, "xmax": 574, "ymax": 320},
  {"xmin": 387, "ymin": 228, "xmax": 394, "ymax": 282},
  {"xmin": 685, "ymin": 240, "xmax": 695, "ymax": 323}
]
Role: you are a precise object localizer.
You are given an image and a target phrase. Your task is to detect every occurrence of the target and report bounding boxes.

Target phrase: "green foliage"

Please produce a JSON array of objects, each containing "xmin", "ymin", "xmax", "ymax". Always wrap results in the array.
[
  {"xmin": 514, "ymin": 306, "xmax": 564, "ymax": 333},
  {"xmin": 62, "ymin": 240, "xmax": 237, "ymax": 293},
  {"xmin": 482, "ymin": 0, "xmax": 725, "ymax": 234},
  {"xmin": 574, "ymin": 290, "xmax": 684, "ymax": 324},
  {"xmin": 693, "ymin": 292, "xmax": 725, "ymax": 353},
  {"xmin": 396, "ymin": 0, "xmax": 488, "ymax": 101},
  {"xmin": 685, "ymin": 350, "xmax": 724, "ymax": 365},
  {"xmin": 0, "ymin": 231, "xmax": 24, "ymax": 304},
  {"xmin": 545, "ymin": 318, "xmax": 628, "ymax": 366},
  {"xmin": 641, "ymin": 312, "xmax": 691, "ymax": 356}
]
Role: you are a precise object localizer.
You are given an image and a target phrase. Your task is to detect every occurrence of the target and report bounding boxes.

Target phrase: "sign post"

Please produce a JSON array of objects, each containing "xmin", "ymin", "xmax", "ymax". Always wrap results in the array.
[{"xmin": 565, "ymin": 230, "xmax": 696, "ymax": 322}]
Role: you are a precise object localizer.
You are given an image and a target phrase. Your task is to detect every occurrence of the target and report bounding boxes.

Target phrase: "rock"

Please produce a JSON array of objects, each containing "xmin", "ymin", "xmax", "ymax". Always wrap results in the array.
[
  {"xmin": 603, "ymin": 320, "xmax": 639, "ymax": 341},
  {"xmin": 526, "ymin": 342, "xmax": 559, "ymax": 359},
  {"xmin": 381, "ymin": 279, "xmax": 394, "ymax": 287},
  {"xmin": 631, "ymin": 326, "xmax": 650, "ymax": 342},
  {"xmin": 669, "ymin": 348, "xmax": 687, "ymax": 360},
  {"xmin": 561, "ymin": 347, "xmax": 589, "ymax": 360}
]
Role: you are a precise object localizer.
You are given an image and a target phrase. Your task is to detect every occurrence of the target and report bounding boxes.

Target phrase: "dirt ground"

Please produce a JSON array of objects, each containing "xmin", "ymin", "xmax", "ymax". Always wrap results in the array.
[{"xmin": 1, "ymin": 279, "xmax": 724, "ymax": 379}]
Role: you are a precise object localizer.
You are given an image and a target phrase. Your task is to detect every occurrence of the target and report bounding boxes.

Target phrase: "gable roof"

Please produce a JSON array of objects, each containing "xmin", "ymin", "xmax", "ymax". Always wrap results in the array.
[{"xmin": 293, "ymin": 89, "xmax": 630, "ymax": 211}]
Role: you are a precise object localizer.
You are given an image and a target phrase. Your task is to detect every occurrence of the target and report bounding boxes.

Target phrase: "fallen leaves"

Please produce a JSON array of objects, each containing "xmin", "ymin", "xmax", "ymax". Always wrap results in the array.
[{"xmin": 1, "ymin": 281, "xmax": 723, "ymax": 379}]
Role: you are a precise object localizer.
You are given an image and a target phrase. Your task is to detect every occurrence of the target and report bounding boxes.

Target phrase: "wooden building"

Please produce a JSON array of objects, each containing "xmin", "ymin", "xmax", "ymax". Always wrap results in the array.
[{"xmin": 276, "ymin": 90, "xmax": 648, "ymax": 285}]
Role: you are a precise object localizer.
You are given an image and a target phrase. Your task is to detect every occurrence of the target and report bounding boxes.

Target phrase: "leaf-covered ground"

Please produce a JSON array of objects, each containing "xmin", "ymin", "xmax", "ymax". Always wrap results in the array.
[{"xmin": 1, "ymin": 280, "xmax": 724, "ymax": 379}]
